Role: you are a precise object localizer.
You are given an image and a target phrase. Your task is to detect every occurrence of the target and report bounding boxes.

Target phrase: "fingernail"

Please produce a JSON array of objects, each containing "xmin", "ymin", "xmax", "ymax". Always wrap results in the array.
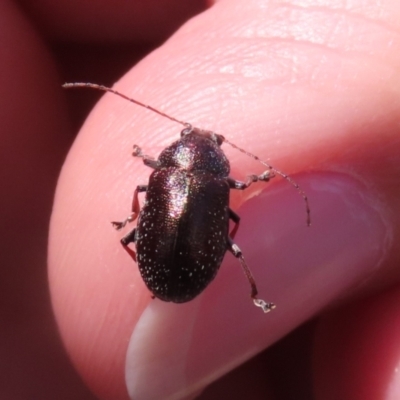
[{"xmin": 125, "ymin": 172, "xmax": 391, "ymax": 400}]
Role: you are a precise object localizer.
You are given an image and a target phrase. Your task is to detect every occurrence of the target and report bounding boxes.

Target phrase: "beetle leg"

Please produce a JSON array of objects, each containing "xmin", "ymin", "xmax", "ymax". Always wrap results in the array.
[
  {"xmin": 227, "ymin": 237, "xmax": 276, "ymax": 313},
  {"xmin": 111, "ymin": 185, "xmax": 147, "ymax": 230},
  {"xmin": 120, "ymin": 228, "xmax": 137, "ymax": 262},
  {"xmin": 132, "ymin": 145, "xmax": 160, "ymax": 169},
  {"xmin": 228, "ymin": 208, "xmax": 240, "ymax": 239},
  {"xmin": 227, "ymin": 170, "xmax": 275, "ymax": 190}
]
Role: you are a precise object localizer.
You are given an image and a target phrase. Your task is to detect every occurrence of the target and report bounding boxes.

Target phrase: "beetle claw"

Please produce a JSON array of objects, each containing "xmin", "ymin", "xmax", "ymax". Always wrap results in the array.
[
  {"xmin": 259, "ymin": 170, "xmax": 275, "ymax": 182},
  {"xmin": 132, "ymin": 145, "xmax": 143, "ymax": 157},
  {"xmin": 253, "ymin": 298, "xmax": 276, "ymax": 313},
  {"xmin": 111, "ymin": 221, "xmax": 125, "ymax": 230}
]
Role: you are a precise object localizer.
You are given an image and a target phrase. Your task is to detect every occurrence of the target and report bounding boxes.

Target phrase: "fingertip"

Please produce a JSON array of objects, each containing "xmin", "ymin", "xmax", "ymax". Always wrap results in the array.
[{"xmin": 49, "ymin": 1, "xmax": 400, "ymax": 398}]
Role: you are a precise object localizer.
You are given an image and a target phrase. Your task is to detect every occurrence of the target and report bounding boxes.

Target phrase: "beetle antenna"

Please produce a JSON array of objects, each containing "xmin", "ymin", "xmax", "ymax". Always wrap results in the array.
[
  {"xmin": 63, "ymin": 82, "xmax": 310, "ymax": 226},
  {"xmin": 62, "ymin": 82, "xmax": 189, "ymax": 128},
  {"xmin": 223, "ymin": 138, "xmax": 311, "ymax": 226}
]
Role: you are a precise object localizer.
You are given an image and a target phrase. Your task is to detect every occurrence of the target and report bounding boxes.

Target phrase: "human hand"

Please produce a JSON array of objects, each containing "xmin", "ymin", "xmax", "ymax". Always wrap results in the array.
[{"xmin": 4, "ymin": 0, "xmax": 400, "ymax": 399}]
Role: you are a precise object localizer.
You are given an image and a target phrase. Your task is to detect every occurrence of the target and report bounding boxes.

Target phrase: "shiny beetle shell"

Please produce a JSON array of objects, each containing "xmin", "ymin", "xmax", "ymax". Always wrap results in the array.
[{"xmin": 135, "ymin": 132, "xmax": 230, "ymax": 302}]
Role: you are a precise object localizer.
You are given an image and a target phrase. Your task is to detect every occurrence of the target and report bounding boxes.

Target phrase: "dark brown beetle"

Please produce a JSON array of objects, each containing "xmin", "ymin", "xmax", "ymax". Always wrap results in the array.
[{"xmin": 63, "ymin": 83, "xmax": 311, "ymax": 313}]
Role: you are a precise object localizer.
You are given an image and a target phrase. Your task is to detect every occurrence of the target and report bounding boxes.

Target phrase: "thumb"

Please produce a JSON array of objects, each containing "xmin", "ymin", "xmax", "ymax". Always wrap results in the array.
[{"xmin": 49, "ymin": 0, "xmax": 399, "ymax": 399}]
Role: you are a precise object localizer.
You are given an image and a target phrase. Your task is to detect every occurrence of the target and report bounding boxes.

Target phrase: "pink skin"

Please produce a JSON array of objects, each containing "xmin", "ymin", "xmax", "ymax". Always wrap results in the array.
[{"xmin": 3, "ymin": 0, "xmax": 400, "ymax": 399}]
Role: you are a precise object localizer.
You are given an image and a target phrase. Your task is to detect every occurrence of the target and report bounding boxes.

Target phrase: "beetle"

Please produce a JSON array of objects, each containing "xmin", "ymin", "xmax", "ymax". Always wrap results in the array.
[{"xmin": 63, "ymin": 82, "xmax": 311, "ymax": 313}]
